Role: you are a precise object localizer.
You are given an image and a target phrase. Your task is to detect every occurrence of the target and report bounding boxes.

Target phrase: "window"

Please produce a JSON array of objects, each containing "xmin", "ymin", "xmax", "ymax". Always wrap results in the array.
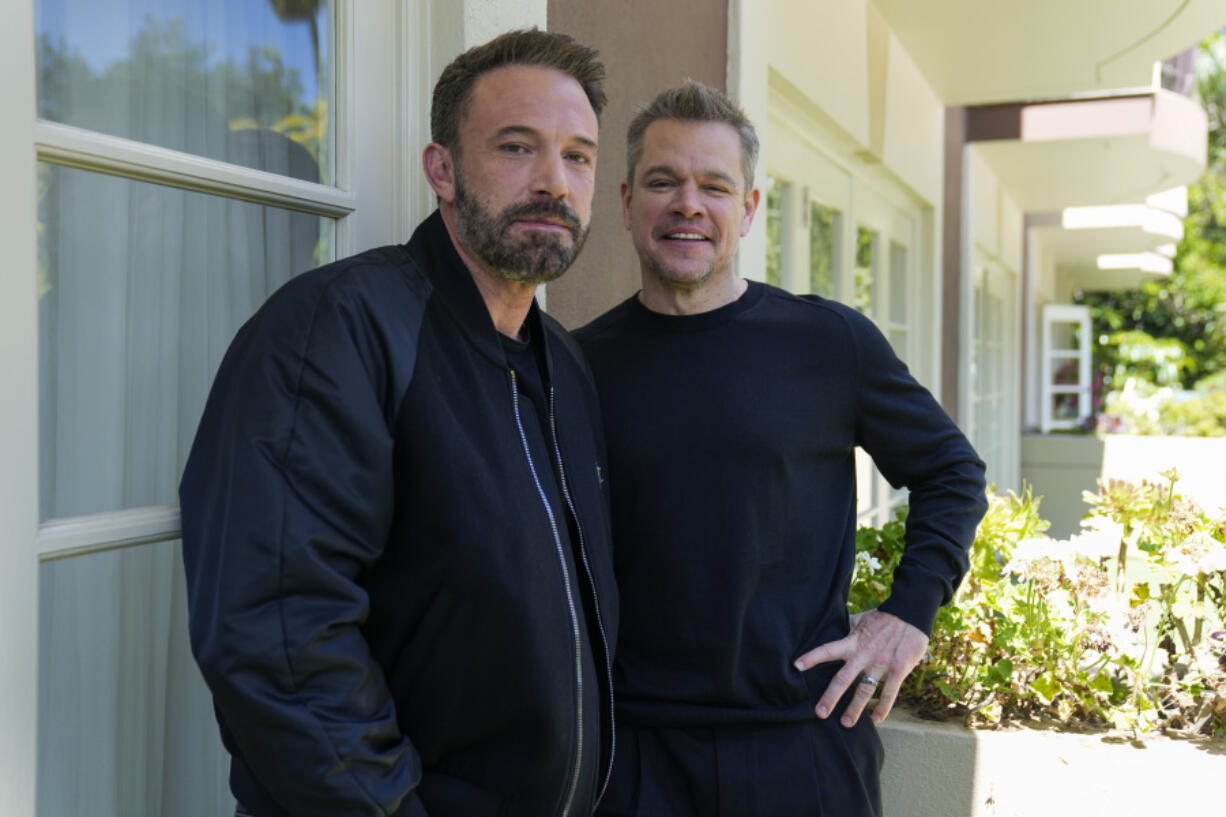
[
  {"xmin": 765, "ymin": 175, "xmax": 784, "ymax": 287},
  {"xmin": 808, "ymin": 201, "xmax": 838, "ymax": 298},
  {"xmin": 1040, "ymin": 304, "xmax": 1092, "ymax": 433},
  {"xmin": 968, "ymin": 263, "xmax": 1018, "ymax": 487},
  {"xmin": 30, "ymin": 2, "xmax": 361, "ymax": 814},
  {"xmin": 853, "ymin": 226, "xmax": 876, "ymax": 314}
]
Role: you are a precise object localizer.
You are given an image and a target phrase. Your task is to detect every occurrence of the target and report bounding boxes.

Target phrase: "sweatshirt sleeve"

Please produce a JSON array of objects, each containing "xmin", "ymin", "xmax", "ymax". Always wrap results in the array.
[
  {"xmin": 847, "ymin": 308, "xmax": 988, "ymax": 635},
  {"xmin": 179, "ymin": 272, "xmax": 428, "ymax": 817}
]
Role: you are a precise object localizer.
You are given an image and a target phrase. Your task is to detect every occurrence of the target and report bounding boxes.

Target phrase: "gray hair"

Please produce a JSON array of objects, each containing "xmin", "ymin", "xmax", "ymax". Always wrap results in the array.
[{"xmin": 625, "ymin": 80, "xmax": 759, "ymax": 191}]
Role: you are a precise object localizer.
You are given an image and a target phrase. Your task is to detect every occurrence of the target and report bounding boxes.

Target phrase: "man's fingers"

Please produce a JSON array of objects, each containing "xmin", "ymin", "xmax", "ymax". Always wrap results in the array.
[
  {"xmin": 813, "ymin": 663, "xmax": 860, "ymax": 719},
  {"xmin": 870, "ymin": 673, "xmax": 903, "ymax": 724},
  {"xmin": 794, "ymin": 635, "xmax": 849, "ymax": 672},
  {"xmin": 840, "ymin": 670, "xmax": 884, "ymax": 727}
]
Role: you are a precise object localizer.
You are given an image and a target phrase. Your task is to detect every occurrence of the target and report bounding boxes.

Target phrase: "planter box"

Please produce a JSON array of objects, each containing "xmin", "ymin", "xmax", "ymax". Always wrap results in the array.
[
  {"xmin": 879, "ymin": 710, "xmax": 1223, "ymax": 816},
  {"xmin": 1020, "ymin": 434, "xmax": 1226, "ymax": 539}
]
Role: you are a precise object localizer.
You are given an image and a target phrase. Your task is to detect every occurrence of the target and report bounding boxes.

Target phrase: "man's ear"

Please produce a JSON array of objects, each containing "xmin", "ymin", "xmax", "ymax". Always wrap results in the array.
[
  {"xmin": 423, "ymin": 143, "xmax": 456, "ymax": 203},
  {"xmin": 621, "ymin": 180, "xmax": 632, "ymax": 231},
  {"xmin": 740, "ymin": 186, "xmax": 761, "ymax": 236}
]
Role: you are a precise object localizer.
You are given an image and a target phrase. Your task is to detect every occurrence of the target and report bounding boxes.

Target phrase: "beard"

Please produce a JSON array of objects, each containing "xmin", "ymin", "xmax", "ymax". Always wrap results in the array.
[
  {"xmin": 453, "ymin": 173, "xmax": 590, "ymax": 285},
  {"xmin": 644, "ymin": 255, "xmax": 717, "ymax": 292}
]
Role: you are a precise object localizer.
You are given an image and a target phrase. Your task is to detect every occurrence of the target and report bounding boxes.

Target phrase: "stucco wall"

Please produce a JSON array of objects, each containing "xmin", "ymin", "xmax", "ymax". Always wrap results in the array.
[
  {"xmin": 762, "ymin": 0, "xmax": 943, "ymax": 207},
  {"xmin": 545, "ymin": 0, "xmax": 728, "ymax": 329}
]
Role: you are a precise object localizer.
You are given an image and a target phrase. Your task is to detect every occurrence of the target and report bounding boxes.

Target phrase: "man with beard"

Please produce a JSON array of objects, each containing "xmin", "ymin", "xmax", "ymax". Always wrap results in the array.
[
  {"xmin": 575, "ymin": 82, "xmax": 986, "ymax": 816},
  {"xmin": 180, "ymin": 29, "xmax": 618, "ymax": 817}
]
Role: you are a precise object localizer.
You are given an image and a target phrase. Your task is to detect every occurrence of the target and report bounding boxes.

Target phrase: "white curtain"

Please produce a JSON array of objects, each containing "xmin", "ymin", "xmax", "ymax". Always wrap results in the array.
[
  {"xmin": 37, "ymin": 163, "xmax": 324, "ymax": 817},
  {"xmin": 35, "ymin": 2, "xmax": 330, "ymax": 812}
]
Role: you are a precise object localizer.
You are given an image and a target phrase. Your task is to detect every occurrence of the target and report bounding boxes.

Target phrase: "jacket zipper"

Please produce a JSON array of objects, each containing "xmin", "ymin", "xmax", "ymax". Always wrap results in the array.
[
  {"xmin": 508, "ymin": 371, "xmax": 584, "ymax": 817},
  {"xmin": 547, "ymin": 385, "xmax": 616, "ymax": 803}
]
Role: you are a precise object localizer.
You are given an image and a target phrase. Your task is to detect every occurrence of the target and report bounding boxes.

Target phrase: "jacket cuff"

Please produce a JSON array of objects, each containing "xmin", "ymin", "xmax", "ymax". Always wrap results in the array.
[{"xmin": 878, "ymin": 568, "xmax": 947, "ymax": 637}]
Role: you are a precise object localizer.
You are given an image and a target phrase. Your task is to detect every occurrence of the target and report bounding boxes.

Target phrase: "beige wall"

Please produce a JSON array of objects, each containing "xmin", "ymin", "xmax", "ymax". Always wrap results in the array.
[
  {"xmin": 545, "ymin": 0, "xmax": 728, "ymax": 330},
  {"xmin": 762, "ymin": 0, "xmax": 943, "ymax": 206}
]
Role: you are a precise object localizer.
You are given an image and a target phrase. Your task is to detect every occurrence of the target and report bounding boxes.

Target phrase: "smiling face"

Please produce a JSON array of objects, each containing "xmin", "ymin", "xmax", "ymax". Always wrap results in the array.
[
  {"xmin": 622, "ymin": 119, "xmax": 759, "ymax": 294},
  {"xmin": 427, "ymin": 64, "xmax": 599, "ymax": 284}
]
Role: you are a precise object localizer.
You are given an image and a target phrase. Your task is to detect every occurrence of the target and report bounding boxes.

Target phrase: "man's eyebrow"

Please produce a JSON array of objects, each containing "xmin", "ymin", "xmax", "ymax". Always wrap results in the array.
[
  {"xmin": 492, "ymin": 125, "xmax": 597, "ymax": 150},
  {"xmin": 640, "ymin": 164, "xmax": 678, "ymax": 179},
  {"xmin": 492, "ymin": 125, "xmax": 540, "ymax": 141},
  {"xmin": 640, "ymin": 164, "xmax": 739, "ymax": 188}
]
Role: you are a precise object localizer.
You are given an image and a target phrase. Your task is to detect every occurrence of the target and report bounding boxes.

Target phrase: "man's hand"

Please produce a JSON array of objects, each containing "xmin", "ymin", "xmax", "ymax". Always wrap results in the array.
[{"xmin": 793, "ymin": 609, "xmax": 928, "ymax": 727}]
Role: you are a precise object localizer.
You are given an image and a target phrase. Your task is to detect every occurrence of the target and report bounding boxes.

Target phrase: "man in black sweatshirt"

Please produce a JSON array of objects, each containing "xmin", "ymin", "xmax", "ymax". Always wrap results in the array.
[{"xmin": 575, "ymin": 82, "xmax": 987, "ymax": 817}]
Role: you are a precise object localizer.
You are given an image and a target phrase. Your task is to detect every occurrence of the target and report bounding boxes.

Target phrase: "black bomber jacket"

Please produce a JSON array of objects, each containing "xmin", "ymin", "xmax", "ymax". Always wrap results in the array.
[{"xmin": 180, "ymin": 211, "xmax": 618, "ymax": 817}]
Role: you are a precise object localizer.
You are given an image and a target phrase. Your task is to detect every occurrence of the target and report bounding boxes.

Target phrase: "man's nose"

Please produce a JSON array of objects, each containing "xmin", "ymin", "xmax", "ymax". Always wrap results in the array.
[
  {"xmin": 670, "ymin": 182, "xmax": 703, "ymax": 217},
  {"xmin": 532, "ymin": 152, "xmax": 569, "ymax": 199}
]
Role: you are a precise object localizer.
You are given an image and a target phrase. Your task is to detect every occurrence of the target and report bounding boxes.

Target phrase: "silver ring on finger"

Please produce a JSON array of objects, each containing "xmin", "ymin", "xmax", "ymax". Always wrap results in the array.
[{"xmin": 860, "ymin": 674, "xmax": 879, "ymax": 687}]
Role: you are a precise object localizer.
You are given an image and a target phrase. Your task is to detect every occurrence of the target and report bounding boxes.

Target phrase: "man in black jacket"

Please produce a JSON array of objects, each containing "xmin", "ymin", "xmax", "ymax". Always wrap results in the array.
[
  {"xmin": 575, "ymin": 82, "xmax": 986, "ymax": 816},
  {"xmin": 180, "ymin": 30, "xmax": 617, "ymax": 817}
]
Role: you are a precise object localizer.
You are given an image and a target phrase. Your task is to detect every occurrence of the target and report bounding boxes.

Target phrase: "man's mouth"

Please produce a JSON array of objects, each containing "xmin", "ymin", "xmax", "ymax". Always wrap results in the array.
[
  {"xmin": 515, "ymin": 218, "xmax": 570, "ymax": 231},
  {"xmin": 662, "ymin": 230, "xmax": 709, "ymax": 242}
]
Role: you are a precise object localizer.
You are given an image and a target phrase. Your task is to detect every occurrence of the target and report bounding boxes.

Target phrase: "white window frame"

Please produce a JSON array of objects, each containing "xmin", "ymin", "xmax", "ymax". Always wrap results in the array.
[
  {"xmin": 0, "ymin": 3, "xmax": 432, "ymax": 814},
  {"xmin": 1040, "ymin": 304, "xmax": 1092, "ymax": 433}
]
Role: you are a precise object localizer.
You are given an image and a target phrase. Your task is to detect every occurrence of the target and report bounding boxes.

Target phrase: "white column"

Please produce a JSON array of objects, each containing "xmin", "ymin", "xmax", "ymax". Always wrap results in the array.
[{"xmin": 726, "ymin": 0, "xmax": 768, "ymax": 281}]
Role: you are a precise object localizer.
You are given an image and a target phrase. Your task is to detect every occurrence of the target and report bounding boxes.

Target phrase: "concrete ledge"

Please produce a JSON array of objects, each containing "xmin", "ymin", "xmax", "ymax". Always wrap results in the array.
[
  {"xmin": 879, "ymin": 710, "xmax": 1224, "ymax": 816},
  {"xmin": 1021, "ymin": 434, "xmax": 1226, "ymax": 539}
]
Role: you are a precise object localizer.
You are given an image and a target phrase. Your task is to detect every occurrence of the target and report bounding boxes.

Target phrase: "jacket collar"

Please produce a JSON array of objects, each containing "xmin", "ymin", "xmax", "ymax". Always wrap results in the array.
[{"xmin": 405, "ymin": 210, "xmax": 556, "ymax": 378}]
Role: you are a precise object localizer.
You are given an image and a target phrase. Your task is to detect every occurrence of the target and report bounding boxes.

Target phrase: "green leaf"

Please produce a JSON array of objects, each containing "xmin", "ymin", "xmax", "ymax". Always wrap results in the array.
[
  {"xmin": 1029, "ymin": 673, "xmax": 1061, "ymax": 705},
  {"xmin": 935, "ymin": 680, "xmax": 958, "ymax": 702},
  {"xmin": 990, "ymin": 659, "xmax": 1014, "ymax": 685},
  {"xmin": 1089, "ymin": 672, "xmax": 1115, "ymax": 694}
]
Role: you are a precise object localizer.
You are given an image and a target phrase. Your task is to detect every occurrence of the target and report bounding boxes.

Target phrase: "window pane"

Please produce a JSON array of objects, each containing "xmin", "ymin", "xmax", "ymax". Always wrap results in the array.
[
  {"xmin": 36, "ymin": 0, "xmax": 334, "ymax": 185},
  {"xmin": 808, "ymin": 202, "xmax": 838, "ymax": 298},
  {"xmin": 889, "ymin": 241, "xmax": 907, "ymax": 324},
  {"xmin": 38, "ymin": 162, "xmax": 333, "ymax": 520},
  {"xmin": 765, "ymin": 176, "xmax": 783, "ymax": 288},
  {"xmin": 854, "ymin": 227, "xmax": 876, "ymax": 314},
  {"xmin": 1054, "ymin": 360, "xmax": 1081, "ymax": 385},
  {"xmin": 1053, "ymin": 393, "xmax": 1081, "ymax": 420},
  {"xmin": 855, "ymin": 447, "xmax": 876, "ymax": 517},
  {"xmin": 39, "ymin": 540, "xmax": 233, "ymax": 817},
  {"xmin": 1050, "ymin": 321, "xmax": 1082, "ymax": 351}
]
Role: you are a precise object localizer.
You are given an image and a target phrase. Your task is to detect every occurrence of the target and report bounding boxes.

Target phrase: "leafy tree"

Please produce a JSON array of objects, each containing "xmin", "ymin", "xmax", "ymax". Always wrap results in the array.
[{"xmin": 1076, "ymin": 33, "xmax": 1226, "ymax": 394}]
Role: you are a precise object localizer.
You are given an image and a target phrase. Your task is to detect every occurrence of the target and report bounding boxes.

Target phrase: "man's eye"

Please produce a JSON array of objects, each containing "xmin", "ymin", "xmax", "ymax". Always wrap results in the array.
[
  {"xmin": 704, "ymin": 185, "xmax": 731, "ymax": 195},
  {"xmin": 646, "ymin": 179, "xmax": 673, "ymax": 189},
  {"xmin": 566, "ymin": 152, "xmax": 593, "ymax": 165},
  {"xmin": 500, "ymin": 143, "xmax": 529, "ymax": 154}
]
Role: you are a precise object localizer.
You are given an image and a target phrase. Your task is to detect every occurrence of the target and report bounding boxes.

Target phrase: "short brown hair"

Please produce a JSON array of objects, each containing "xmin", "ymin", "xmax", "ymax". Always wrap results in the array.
[
  {"xmin": 626, "ymin": 80, "xmax": 759, "ymax": 191},
  {"xmin": 431, "ymin": 28, "xmax": 607, "ymax": 152}
]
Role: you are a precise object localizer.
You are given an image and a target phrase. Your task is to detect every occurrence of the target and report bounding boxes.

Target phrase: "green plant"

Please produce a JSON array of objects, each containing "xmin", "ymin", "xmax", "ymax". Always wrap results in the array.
[{"xmin": 850, "ymin": 479, "xmax": 1226, "ymax": 737}]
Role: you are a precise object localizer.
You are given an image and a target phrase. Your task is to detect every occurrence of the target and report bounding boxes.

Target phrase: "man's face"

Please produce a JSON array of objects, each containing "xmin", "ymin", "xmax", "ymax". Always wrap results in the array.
[
  {"xmin": 622, "ymin": 119, "xmax": 758, "ymax": 291},
  {"xmin": 449, "ymin": 65, "xmax": 598, "ymax": 284}
]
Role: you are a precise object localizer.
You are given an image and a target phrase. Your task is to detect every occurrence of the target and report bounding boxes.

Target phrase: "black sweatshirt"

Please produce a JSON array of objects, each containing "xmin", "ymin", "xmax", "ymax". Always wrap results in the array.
[{"xmin": 575, "ymin": 282, "xmax": 986, "ymax": 726}]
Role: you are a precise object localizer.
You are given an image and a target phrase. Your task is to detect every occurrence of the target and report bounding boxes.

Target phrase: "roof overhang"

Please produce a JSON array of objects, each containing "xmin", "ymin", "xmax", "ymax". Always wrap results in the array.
[
  {"xmin": 967, "ymin": 90, "xmax": 1206, "ymax": 211},
  {"xmin": 872, "ymin": 0, "xmax": 1226, "ymax": 104},
  {"xmin": 1031, "ymin": 189, "xmax": 1188, "ymax": 292}
]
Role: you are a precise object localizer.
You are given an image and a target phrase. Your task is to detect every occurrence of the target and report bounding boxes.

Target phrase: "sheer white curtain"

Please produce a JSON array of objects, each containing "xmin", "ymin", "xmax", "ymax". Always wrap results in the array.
[
  {"xmin": 34, "ymin": 2, "xmax": 331, "ymax": 814},
  {"xmin": 37, "ymin": 165, "xmax": 324, "ymax": 817}
]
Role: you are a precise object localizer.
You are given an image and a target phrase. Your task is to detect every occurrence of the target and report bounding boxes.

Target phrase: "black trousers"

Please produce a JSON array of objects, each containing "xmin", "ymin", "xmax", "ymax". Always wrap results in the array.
[{"xmin": 595, "ymin": 712, "xmax": 883, "ymax": 817}]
